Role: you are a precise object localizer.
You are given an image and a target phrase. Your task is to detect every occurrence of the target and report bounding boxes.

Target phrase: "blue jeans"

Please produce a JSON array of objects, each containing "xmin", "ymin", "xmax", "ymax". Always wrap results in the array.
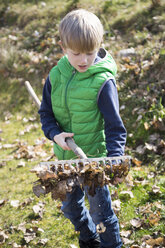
[{"xmin": 61, "ymin": 185, "xmax": 122, "ymax": 248}]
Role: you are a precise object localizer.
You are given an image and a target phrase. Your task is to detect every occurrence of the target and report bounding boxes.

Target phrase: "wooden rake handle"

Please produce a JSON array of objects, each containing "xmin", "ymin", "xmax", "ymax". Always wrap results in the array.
[
  {"xmin": 24, "ymin": 81, "xmax": 87, "ymax": 159},
  {"xmin": 66, "ymin": 137, "xmax": 87, "ymax": 159},
  {"xmin": 25, "ymin": 81, "xmax": 41, "ymax": 108}
]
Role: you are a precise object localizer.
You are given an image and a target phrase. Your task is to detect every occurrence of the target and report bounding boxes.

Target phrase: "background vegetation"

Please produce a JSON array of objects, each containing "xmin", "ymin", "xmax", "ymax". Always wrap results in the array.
[{"xmin": 0, "ymin": 0, "xmax": 165, "ymax": 247}]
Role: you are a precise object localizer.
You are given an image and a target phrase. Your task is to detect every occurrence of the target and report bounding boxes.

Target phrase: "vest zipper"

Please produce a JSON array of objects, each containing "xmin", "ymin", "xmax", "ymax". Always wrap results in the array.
[{"xmin": 63, "ymin": 69, "xmax": 76, "ymax": 159}]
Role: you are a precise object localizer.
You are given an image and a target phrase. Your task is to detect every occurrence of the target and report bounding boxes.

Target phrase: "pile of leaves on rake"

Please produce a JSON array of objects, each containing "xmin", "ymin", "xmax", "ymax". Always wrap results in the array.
[{"xmin": 31, "ymin": 159, "xmax": 130, "ymax": 201}]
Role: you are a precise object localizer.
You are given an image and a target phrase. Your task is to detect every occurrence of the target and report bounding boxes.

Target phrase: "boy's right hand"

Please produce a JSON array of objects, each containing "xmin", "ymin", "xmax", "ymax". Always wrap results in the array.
[{"xmin": 53, "ymin": 132, "xmax": 74, "ymax": 150}]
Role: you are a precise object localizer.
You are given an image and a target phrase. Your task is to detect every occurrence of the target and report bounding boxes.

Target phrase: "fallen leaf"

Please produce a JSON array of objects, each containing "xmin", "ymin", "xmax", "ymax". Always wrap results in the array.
[
  {"xmin": 17, "ymin": 161, "xmax": 26, "ymax": 168},
  {"xmin": 32, "ymin": 202, "xmax": 45, "ymax": 218},
  {"xmin": 120, "ymin": 230, "xmax": 132, "ymax": 238},
  {"xmin": 20, "ymin": 197, "xmax": 33, "ymax": 208},
  {"xmin": 132, "ymin": 158, "xmax": 142, "ymax": 166},
  {"xmin": 2, "ymin": 143, "xmax": 17, "ymax": 149},
  {"xmin": 152, "ymin": 185, "xmax": 161, "ymax": 194},
  {"xmin": 10, "ymin": 200, "xmax": 20, "ymax": 208},
  {"xmin": 112, "ymin": 199, "xmax": 121, "ymax": 213},
  {"xmin": 12, "ymin": 243, "xmax": 21, "ymax": 248},
  {"xmin": 38, "ymin": 238, "xmax": 48, "ymax": 245},
  {"xmin": 19, "ymin": 124, "xmax": 38, "ymax": 136},
  {"xmin": 0, "ymin": 199, "xmax": 7, "ymax": 207},
  {"xmin": 17, "ymin": 222, "xmax": 26, "ymax": 234},
  {"xmin": 144, "ymin": 122, "xmax": 150, "ymax": 130},
  {"xmin": 0, "ymin": 161, "xmax": 6, "ymax": 168},
  {"xmin": 70, "ymin": 245, "xmax": 78, "ymax": 248},
  {"xmin": 154, "ymin": 201, "xmax": 165, "ymax": 210},
  {"xmin": 147, "ymin": 172, "xmax": 155, "ymax": 179},
  {"xmin": 141, "ymin": 235, "xmax": 152, "ymax": 242},
  {"xmin": 122, "ymin": 237, "xmax": 134, "ymax": 245},
  {"xmin": 24, "ymin": 228, "xmax": 36, "ymax": 243},
  {"xmin": 0, "ymin": 230, "xmax": 8, "ymax": 244},
  {"xmin": 130, "ymin": 218, "xmax": 143, "ymax": 228},
  {"xmin": 148, "ymin": 212, "xmax": 160, "ymax": 226},
  {"xmin": 32, "ymin": 184, "xmax": 46, "ymax": 198},
  {"xmin": 4, "ymin": 111, "xmax": 13, "ymax": 121},
  {"xmin": 145, "ymin": 142, "xmax": 157, "ymax": 152},
  {"xmin": 146, "ymin": 237, "xmax": 165, "ymax": 246},
  {"xmin": 135, "ymin": 145, "xmax": 145, "ymax": 155}
]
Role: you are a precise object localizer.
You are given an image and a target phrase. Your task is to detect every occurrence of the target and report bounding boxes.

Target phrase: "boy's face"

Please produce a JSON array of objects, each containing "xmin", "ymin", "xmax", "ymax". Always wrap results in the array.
[{"xmin": 63, "ymin": 48, "xmax": 98, "ymax": 73}]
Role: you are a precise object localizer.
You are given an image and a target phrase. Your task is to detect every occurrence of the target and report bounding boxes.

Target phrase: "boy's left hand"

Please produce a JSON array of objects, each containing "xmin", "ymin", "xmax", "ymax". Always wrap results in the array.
[{"xmin": 53, "ymin": 132, "xmax": 74, "ymax": 150}]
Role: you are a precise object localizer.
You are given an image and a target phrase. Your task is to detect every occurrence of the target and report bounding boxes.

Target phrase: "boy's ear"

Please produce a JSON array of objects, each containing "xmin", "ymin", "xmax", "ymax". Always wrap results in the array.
[{"xmin": 58, "ymin": 40, "xmax": 66, "ymax": 53}]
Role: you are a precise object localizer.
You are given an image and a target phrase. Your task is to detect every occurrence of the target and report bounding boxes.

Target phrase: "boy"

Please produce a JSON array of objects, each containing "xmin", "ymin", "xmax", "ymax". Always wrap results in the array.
[{"xmin": 39, "ymin": 9, "xmax": 126, "ymax": 248}]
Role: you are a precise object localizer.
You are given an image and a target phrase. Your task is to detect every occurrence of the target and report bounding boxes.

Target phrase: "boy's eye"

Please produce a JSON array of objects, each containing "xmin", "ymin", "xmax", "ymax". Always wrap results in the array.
[
  {"xmin": 73, "ymin": 53, "xmax": 80, "ymax": 56},
  {"xmin": 87, "ymin": 51, "xmax": 96, "ymax": 55}
]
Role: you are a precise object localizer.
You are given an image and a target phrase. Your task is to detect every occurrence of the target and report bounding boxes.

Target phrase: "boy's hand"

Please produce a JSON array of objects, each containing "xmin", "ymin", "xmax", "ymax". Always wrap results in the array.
[{"xmin": 53, "ymin": 132, "xmax": 74, "ymax": 150}]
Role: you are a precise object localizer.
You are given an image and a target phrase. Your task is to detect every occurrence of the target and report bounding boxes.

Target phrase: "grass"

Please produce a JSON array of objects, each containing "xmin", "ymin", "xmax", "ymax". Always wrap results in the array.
[
  {"xmin": 0, "ymin": 0, "xmax": 165, "ymax": 247},
  {"xmin": 0, "ymin": 121, "xmax": 165, "ymax": 246}
]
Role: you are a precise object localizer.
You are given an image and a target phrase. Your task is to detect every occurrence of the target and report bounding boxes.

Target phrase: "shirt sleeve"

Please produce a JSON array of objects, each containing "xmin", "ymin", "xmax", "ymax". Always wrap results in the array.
[
  {"xmin": 98, "ymin": 79, "xmax": 127, "ymax": 157},
  {"xmin": 38, "ymin": 76, "xmax": 62, "ymax": 141}
]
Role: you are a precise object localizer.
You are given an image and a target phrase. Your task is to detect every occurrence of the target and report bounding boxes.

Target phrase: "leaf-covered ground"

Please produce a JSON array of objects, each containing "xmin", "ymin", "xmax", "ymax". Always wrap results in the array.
[{"xmin": 0, "ymin": 0, "xmax": 165, "ymax": 247}]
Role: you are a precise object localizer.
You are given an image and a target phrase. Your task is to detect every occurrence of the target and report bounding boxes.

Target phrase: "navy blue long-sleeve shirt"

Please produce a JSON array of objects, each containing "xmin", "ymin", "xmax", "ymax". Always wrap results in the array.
[{"xmin": 38, "ymin": 76, "xmax": 127, "ymax": 157}]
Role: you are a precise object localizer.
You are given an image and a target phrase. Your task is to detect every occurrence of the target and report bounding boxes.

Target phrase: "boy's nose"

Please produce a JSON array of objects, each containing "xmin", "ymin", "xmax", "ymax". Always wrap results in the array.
[{"xmin": 80, "ymin": 54, "xmax": 87, "ymax": 64}]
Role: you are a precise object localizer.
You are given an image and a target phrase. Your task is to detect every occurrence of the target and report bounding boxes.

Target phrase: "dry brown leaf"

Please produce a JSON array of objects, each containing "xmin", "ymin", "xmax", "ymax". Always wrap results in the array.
[
  {"xmin": 20, "ymin": 197, "xmax": 33, "ymax": 208},
  {"xmin": 2, "ymin": 143, "xmax": 17, "ymax": 149},
  {"xmin": 70, "ymin": 245, "xmax": 78, "ymax": 248},
  {"xmin": 120, "ymin": 230, "xmax": 132, "ymax": 238},
  {"xmin": 10, "ymin": 200, "xmax": 20, "ymax": 208},
  {"xmin": 17, "ymin": 161, "xmax": 26, "ymax": 168},
  {"xmin": 37, "ymin": 238, "xmax": 48, "ymax": 245},
  {"xmin": 147, "ymin": 172, "xmax": 155, "ymax": 179},
  {"xmin": 130, "ymin": 218, "xmax": 143, "ymax": 228},
  {"xmin": 32, "ymin": 202, "xmax": 45, "ymax": 218},
  {"xmin": 146, "ymin": 237, "xmax": 165, "ymax": 246},
  {"xmin": 24, "ymin": 228, "xmax": 36, "ymax": 243},
  {"xmin": 0, "ymin": 199, "xmax": 7, "ymax": 207},
  {"xmin": 132, "ymin": 158, "xmax": 142, "ymax": 167},
  {"xmin": 12, "ymin": 243, "xmax": 22, "ymax": 248},
  {"xmin": 4, "ymin": 111, "xmax": 13, "ymax": 121},
  {"xmin": 138, "ymin": 203, "xmax": 153, "ymax": 215},
  {"xmin": 0, "ymin": 161, "xmax": 6, "ymax": 168},
  {"xmin": 14, "ymin": 143, "xmax": 47, "ymax": 160},
  {"xmin": 144, "ymin": 122, "xmax": 150, "ymax": 130},
  {"xmin": 17, "ymin": 222, "xmax": 26, "ymax": 234},
  {"xmin": 141, "ymin": 235, "xmax": 152, "ymax": 242},
  {"xmin": 122, "ymin": 237, "xmax": 134, "ymax": 245},
  {"xmin": 145, "ymin": 143, "xmax": 157, "ymax": 152},
  {"xmin": 135, "ymin": 145, "xmax": 145, "ymax": 155},
  {"xmin": 0, "ymin": 230, "xmax": 8, "ymax": 244},
  {"xmin": 32, "ymin": 184, "xmax": 46, "ymax": 198},
  {"xmin": 148, "ymin": 212, "xmax": 160, "ymax": 226},
  {"xmin": 152, "ymin": 185, "xmax": 161, "ymax": 194},
  {"xmin": 112, "ymin": 199, "xmax": 121, "ymax": 214},
  {"xmin": 157, "ymin": 139, "xmax": 165, "ymax": 156}
]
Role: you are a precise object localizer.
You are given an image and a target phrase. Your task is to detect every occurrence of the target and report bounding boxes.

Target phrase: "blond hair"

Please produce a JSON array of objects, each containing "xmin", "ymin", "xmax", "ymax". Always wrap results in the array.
[{"xmin": 59, "ymin": 9, "xmax": 104, "ymax": 52}]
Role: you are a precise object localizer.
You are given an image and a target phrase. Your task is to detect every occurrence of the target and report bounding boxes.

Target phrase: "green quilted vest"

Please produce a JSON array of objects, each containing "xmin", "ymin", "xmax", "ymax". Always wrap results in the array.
[{"xmin": 49, "ymin": 48, "xmax": 117, "ymax": 160}]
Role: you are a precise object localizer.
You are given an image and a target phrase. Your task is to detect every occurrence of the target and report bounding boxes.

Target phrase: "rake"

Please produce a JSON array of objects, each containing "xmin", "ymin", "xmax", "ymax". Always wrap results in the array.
[{"xmin": 25, "ymin": 81, "xmax": 131, "ymax": 200}]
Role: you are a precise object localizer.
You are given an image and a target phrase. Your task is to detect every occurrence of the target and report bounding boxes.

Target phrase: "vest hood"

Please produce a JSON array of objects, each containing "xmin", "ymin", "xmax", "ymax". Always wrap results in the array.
[{"xmin": 57, "ymin": 48, "xmax": 117, "ymax": 79}]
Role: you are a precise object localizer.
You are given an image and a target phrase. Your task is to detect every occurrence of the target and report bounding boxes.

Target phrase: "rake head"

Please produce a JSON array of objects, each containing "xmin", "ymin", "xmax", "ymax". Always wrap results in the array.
[{"xmin": 31, "ymin": 155, "xmax": 131, "ymax": 201}]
